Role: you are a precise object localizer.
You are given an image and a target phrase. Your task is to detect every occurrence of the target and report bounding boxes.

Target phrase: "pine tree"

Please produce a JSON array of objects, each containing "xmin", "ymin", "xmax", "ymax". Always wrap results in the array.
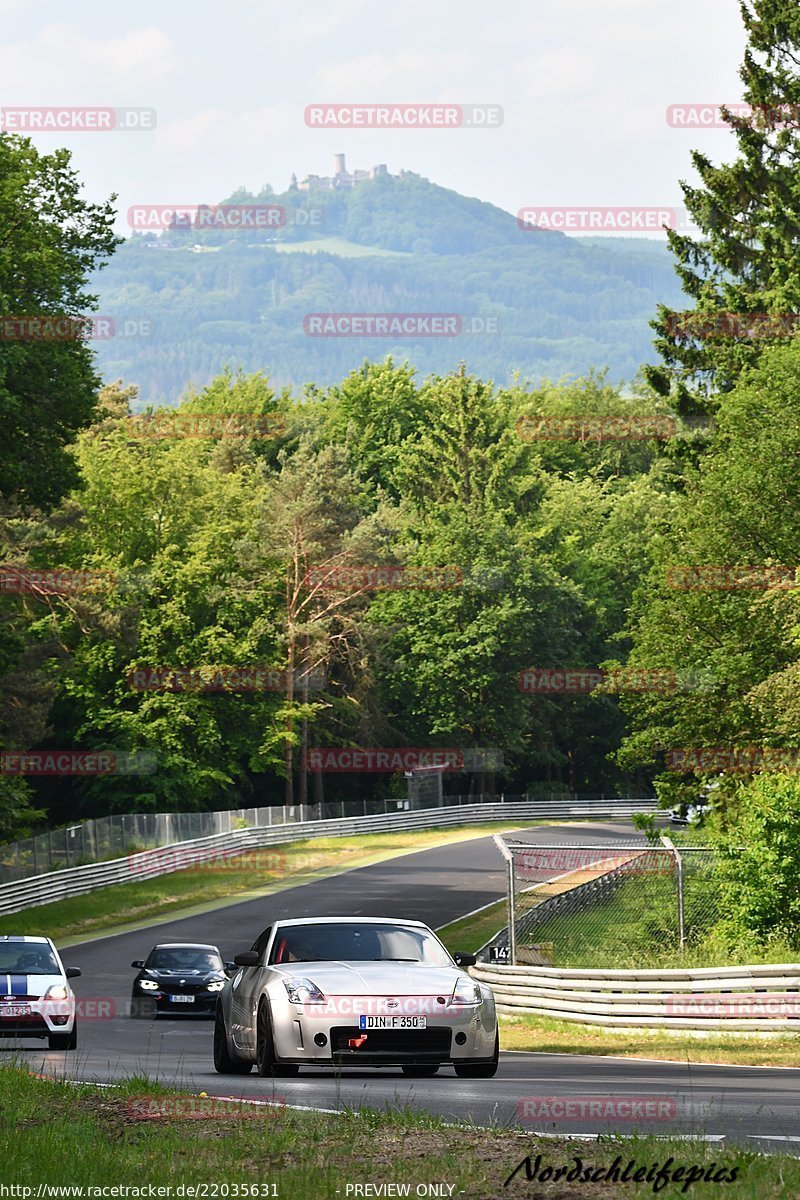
[{"xmin": 648, "ymin": 1, "xmax": 800, "ymax": 414}]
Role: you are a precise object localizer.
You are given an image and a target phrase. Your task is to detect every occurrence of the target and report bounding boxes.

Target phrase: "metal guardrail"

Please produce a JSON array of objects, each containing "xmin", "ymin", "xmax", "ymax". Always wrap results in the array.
[
  {"xmin": 470, "ymin": 962, "xmax": 800, "ymax": 1031},
  {"xmin": 0, "ymin": 797, "xmax": 656, "ymax": 916}
]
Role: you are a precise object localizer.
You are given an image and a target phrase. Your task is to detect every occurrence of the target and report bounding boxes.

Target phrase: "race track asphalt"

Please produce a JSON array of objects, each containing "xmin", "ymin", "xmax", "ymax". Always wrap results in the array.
[{"xmin": 5, "ymin": 820, "xmax": 800, "ymax": 1153}]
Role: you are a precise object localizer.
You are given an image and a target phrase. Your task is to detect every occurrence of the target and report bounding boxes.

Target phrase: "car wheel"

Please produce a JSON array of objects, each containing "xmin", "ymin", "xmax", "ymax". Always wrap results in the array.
[
  {"xmin": 213, "ymin": 1005, "xmax": 252, "ymax": 1074},
  {"xmin": 401, "ymin": 1065, "xmax": 439, "ymax": 1077},
  {"xmin": 256, "ymin": 1001, "xmax": 299, "ymax": 1077},
  {"xmin": 48, "ymin": 1020, "xmax": 77, "ymax": 1051},
  {"xmin": 453, "ymin": 1030, "xmax": 498, "ymax": 1079}
]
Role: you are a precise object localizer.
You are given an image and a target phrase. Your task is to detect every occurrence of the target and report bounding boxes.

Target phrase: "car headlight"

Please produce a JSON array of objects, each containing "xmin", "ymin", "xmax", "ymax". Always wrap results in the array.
[
  {"xmin": 206, "ymin": 981, "xmax": 226, "ymax": 992},
  {"xmin": 283, "ymin": 977, "xmax": 325, "ymax": 1003},
  {"xmin": 451, "ymin": 978, "xmax": 483, "ymax": 1007},
  {"xmin": 44, "ymin": 985, "xmax": 69, "ymax": 1001},
  {"xmin": 139, "ymin": 979, "xmax": 160, "ymax": 991}
]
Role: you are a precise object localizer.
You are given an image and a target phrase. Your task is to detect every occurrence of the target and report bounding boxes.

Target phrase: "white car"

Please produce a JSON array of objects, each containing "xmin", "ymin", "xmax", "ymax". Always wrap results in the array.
[
  {"xmin": 214, "ymin": 916, "xmax": 498, "ymax": 1078},
  {"xmin": 0, "ymin": 935, "xmax": 81, "ymax": 1050}
]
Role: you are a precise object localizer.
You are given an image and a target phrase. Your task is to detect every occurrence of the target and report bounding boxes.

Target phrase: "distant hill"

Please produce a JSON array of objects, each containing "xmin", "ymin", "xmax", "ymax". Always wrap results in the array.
[{"xmin": 93, "ymin": 171, "xmax": 684, "ymax": 405}]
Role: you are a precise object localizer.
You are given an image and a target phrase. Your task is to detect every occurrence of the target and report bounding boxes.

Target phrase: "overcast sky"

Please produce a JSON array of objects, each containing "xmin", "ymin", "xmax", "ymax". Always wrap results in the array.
[{"xmin": 0, "ymin": 0, "xmax": 748, "ymax": 237}]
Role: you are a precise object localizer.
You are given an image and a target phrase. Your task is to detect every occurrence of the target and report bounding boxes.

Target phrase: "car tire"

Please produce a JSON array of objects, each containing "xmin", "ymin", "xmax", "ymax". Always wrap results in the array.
[
  {"xmin": 453, "ymin": 1030, "xmax": 498, "ymax": 1079},
  {"xmin": 401, "ymin": 1065, "xmax": 440, "ymax": 1077},
  {"xmin": 256, "ymin": 1000, "xmax": 299, "ymax": 1077},
  {"xmin": 213, "ymin": 1005, "xmax": 252, "ymax": 1074},
  {"xmin": 48, "ymin": 1020, "xmax": 77, "ymax": 1051}
]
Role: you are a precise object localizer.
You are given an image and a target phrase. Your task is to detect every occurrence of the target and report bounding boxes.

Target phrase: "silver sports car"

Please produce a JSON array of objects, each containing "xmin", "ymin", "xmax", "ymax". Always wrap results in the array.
[{"xmin": 214, "ymin": 916, "xmax": 498, "ymax": 1078}]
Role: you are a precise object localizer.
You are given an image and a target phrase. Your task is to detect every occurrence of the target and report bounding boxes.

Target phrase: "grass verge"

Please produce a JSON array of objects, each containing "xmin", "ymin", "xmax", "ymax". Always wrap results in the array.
[
  {"xmin": 0, "ymin": 1067, "xmax": 789, "ymax": 1198},
  {"xmin": 0, "ymin": 823, "xmax": 538, "ymax": 945},
  {"xmin": 499, "ymin": 1013, "xmax": 800, "ymax": 1068}
]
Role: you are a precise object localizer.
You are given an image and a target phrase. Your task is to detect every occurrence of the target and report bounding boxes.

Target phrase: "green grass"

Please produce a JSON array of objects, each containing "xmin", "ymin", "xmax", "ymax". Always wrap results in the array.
[
  {"xmin": 500, "ymin": 1013, "xmax": 800, "ymax": 1068},
  {"xmin": 0, "ymin": 823, "xmax": 540, "ymax": 945},
  {"xmin": 437, "ymin": 899, "xmax": 507, "ymax": 954},
  {"xmin": 0, "ymin": 1067, "xmax": 792, "ymax": 1198}
]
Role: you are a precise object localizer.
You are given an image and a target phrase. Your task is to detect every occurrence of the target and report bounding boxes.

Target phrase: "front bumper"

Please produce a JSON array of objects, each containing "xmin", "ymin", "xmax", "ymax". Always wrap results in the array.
[
  {"xmin": 268, "ymin": 1003, "xmax": 497, "ymax": 1065},
  {"xmin": 0, "ymin": 998, "xmax": 75, "ymax": 1038},
  {"xmin": 132, "ymin": 990, "xmax": 219, "ymax": 1017}
]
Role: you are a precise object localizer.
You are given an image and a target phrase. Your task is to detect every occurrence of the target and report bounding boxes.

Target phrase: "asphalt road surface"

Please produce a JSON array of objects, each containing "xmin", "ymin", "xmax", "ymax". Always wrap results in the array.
[{"xmin": 6, "ymin": 820, "xmax": 800, "ymax": 1152}]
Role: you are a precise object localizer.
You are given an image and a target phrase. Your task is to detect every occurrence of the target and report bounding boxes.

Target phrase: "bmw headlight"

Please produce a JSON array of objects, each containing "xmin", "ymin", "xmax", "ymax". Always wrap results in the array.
[
  {"xmin": 451, "ymin": 978, "xmax": 482, "ymax": 1007},
  {"xmin": 139, "ymin": 979, "xmax": 159, "ymax": 991},
  {"xmin": 44, "ymin": 985, "xmax": 69, "ymax": 1001},
  {"xmin": 206, "ymin": 980, "xmax": 226, "ymax": 992},
  {"xmin": 283, "ymin": 977, "xmax": 325, "ymax": 1003}
]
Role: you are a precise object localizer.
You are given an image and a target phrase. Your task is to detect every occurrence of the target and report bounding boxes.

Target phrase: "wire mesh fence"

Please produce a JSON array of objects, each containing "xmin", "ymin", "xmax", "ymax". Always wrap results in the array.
[{"xmin": 486, "ymin": 839, "xmax": 721, "ymax": 966}]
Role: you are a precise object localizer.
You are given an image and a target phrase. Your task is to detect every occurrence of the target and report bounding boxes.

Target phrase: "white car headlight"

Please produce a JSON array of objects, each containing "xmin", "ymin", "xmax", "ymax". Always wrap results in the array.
[
  {"xmin": 206, "ymin": 981, "xmax": 226, "ymax": 992},
  {"xmin": 283, "ymin": 977, "xmax": 325, "ymax": 1003},
  {"xmin": 44, "ymin": 985, "xmax": 69, "ymax": 1001},
  {"xmin": 451, "ymin": 978, "xmax": 482, "ymax": 1007},
  {"xmin": 139, "ymin": 979, "xmax": 160, "ymax": 991}
]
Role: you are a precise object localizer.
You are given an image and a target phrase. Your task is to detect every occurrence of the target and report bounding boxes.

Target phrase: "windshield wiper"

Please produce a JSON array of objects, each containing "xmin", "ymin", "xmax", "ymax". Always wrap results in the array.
[{"xmin": 372, "ymin": 958, "xmax": 419, "ymax": 962}]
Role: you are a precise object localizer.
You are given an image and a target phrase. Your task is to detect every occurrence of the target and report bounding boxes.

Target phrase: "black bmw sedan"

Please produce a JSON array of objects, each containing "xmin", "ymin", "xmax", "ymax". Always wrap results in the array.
[{"xmin": 130, "ymin": 942, "xmax": 233, "ymax": 1018}]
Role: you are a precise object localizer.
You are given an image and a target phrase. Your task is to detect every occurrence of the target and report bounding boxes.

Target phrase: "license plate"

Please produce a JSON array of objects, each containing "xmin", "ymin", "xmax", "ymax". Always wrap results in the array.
[
  {"xmin": 170, "ymin": 994, "xmax": 195, "ymax": 1004},
  {"xmin": 0, "ymin": 1005, "xmax": 31, "ymax": 1018},
  {"xmin": 359, "ymin": 1015, "xmax": 426, "ymax": 1030}
]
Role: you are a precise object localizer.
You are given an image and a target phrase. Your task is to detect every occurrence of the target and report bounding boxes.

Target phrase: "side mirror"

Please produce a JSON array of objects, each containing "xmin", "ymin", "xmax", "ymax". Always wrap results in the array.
[
  {"xmin": 453, "ymin": 951, "xmax": 477, "ymax": 968},
  {"xmin": 224, "ymin": 961, "xmax": 236, "ymax": 971},
  {"xmin": 131, "ymin": 960, "xmax": 145, "ymax": 969},
  {"xmin": 233, "ymin": 951, "xmax": 260, "ymax": 968},
  {"xmin": 65, "ymin": 967, "xmax": 81, "ymax": 979}
]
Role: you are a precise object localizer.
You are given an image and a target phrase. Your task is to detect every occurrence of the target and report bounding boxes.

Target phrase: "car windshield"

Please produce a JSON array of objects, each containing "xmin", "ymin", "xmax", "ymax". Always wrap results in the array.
[
  {"xmin": 0, "ymin": 943, "xmax": 60, "ymax": 975},
  {"xmin": 147, "ymin": 949, "xmax": 223, "ymax": 971},
  {"xmin": 269, "ymin": 923, "xmax": 453, "ymax": 966}
]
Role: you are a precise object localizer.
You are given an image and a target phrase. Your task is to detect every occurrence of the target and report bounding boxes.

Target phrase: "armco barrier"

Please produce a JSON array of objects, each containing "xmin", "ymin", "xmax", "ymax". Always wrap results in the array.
[
  {"xmin": 0, "ymin": 798, "xmax": 655, "ymax": 916},
  {"xmin": 470, "ymin": 962, "xmax": 800, "ymax": 1031}
]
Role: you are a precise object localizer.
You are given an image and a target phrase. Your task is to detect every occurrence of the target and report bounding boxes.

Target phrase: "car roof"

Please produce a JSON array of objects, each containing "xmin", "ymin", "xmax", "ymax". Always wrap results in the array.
[
  {"xmin": 0, "ymin": 935, "xmax": 52, "ymax": 944},
  {"xmin": 151, "ymin": 943, "xmax": 220, "ymax": 950},
  {"xmin": 272, "ymin": 917, "xmax": 428, "ymax": 929}
]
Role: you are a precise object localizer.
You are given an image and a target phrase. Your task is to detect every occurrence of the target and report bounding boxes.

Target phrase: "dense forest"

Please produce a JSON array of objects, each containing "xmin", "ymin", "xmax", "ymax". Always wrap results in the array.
[{"xmin": 93, "ymin": 172, "xmax": 684, "ymax": 404}]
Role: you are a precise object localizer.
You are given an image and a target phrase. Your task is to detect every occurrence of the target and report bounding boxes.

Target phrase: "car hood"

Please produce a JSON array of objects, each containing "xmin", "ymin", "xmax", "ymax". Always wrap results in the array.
[
  {"xmin": 144, "ymin": 969, "xmax": 223, "ymax": 981},
  {"xmin": 0, "ymin": 973, "xmax": 65, "ymax": 999},
  {"xmin": 272, "ymin": 961, "xmax": 466, "ymax": 996}
]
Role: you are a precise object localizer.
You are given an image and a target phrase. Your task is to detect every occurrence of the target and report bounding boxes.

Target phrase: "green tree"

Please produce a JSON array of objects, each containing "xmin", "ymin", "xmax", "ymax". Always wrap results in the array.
[
  {"xmin": 0, "ymin": 134, "xmax": 119, "ymax": 507},
  {"xmin": 649, "ymin": 1, "xmax": 800, "ymax": 412}
]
